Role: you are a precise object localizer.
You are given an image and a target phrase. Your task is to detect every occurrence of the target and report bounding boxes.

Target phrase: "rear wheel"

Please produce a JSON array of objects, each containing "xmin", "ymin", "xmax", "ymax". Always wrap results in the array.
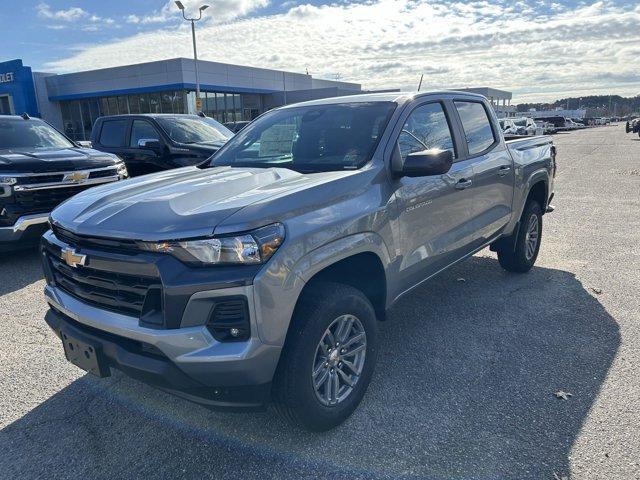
[
  {"xmin": 272, "ymin": 282, "xmax": 378, "ymax": 431},
  {"xmin": 497, "ymin": 200, "xmax": 543, "ymax": 273}
]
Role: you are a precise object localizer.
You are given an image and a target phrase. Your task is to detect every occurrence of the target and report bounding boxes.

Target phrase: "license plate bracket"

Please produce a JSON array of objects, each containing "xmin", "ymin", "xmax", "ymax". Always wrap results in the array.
[{"xmin": 61, "ymin": 329, "xmax": 110, "ymax": 378}]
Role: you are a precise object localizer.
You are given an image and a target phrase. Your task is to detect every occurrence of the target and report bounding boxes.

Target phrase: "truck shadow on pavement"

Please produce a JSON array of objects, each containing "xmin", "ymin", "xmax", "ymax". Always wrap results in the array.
[
  {"xmin": 0, "ymin": 248, "xmax": 43, "ymax": 296},
  {"xmin": 0, "ymin": 255, "xmax": 620, "ymax": 480}
]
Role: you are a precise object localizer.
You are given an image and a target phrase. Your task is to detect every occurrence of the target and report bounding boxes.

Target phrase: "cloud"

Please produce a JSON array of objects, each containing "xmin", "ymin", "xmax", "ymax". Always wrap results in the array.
[
  {"xmin": 43, "ymin": 0, "xmax": 640, "ymax": 102},
  {"xmin": 126, "ymin": 0, "xmax": 269, "ymax": 24},
  {"xmin": 36, "ymin": 2, "xmax": 87, "ymax": 22},
  {"xmin": 36, "ymin": 2, "xmax": 116, "ymax": 28}
]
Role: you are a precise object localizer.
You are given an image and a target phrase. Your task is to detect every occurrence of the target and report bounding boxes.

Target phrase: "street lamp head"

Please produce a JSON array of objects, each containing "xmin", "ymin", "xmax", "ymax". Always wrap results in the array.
[
  {"xmin": 175, "ymin": 1, "xmax": 185, "ymax": 10},
  {"xmin": 200, "ymin": 5, "xmax": 209, "ymax": 11}
]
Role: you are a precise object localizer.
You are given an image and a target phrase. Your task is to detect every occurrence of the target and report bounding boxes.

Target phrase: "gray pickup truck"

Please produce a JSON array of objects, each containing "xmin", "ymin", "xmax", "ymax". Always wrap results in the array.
[{"xmin": 41, "ymin": 91, "xmax": 556, "ymax": 431}]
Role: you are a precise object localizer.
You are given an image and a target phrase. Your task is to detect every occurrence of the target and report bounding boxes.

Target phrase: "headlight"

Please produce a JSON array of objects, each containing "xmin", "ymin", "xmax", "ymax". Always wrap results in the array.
[
  {"xmin": 0, "ymin": 176, "xmax": 17, "ymax": 185},
  {"xmin": 116, "ymin": 161, "xmax": 128, "ymax": 178},
  {"xmin": 139, "ymin": 223, "xmax": 285, "ymax": 266},
  {"xmin": 0, "ymin": 177, "xmax": 16, "ymax": 197}
]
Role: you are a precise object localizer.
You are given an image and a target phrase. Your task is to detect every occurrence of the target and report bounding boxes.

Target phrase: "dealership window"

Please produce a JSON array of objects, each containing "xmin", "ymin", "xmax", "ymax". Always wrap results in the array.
[
  {"xmin": 80, "ymin": 100, "xmax": 92, "ymax": 140},
  {"xmin": 139, "ymin": 94, "xmax": 150, "ymax": 114},
  {"xmin": 60, "ymin": 90, "xmax": 189, "ymax": 141},
  {"xmin": 99, "ymin": 98, "xmax": 109, "ymax": 116},
  {"xmin": 117, "ymin": 96, "xmax": 129, "ymax": 115},
  {"xmin": 128, "ymin": 95, "xmax": 141, "ymax": 114},
  {"xmin": 149, "ymin": 93, "xmax": 161, "ymax": 113},
  {"xmin": 161, "ymin": 93, "xmax": 173, "ymax": 113},
  {"xmin": 197, "ymin": 91, "xmax": 247, "ymax": 123},
  {"xmin": 173, "ymin": 91, "xmax": 185, "ymax": 113}
]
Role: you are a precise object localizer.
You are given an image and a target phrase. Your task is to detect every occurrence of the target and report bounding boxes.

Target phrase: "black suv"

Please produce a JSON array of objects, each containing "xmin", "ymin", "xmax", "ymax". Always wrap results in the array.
[{"xmin": 90, "ymin": 114, "xmax": 233, "ymax": 176}]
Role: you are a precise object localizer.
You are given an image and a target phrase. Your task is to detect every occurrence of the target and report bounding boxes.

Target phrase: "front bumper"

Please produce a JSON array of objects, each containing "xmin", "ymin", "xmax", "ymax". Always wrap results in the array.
[
  {"xmin": 45, "ymin": 286, "xmax": 281, "ymax": 410},
  {"xmin": 0, "ymin": 214, "xmax": 49, "ymax": 251}
]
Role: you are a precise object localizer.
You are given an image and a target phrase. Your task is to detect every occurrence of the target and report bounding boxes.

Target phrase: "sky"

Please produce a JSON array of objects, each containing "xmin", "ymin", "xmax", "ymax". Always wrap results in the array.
[{"xmin": 1, "ymin": 0, "xmax": 639, "ymax": 103}]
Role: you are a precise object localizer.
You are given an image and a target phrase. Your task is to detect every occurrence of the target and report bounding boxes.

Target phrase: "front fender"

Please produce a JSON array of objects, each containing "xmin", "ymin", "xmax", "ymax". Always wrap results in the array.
[
  {"xmin": 251, "ymin": 232, "xmax": 391, "ymax": 346},
  {"xmin": 291, "ymin": 231, "xmax": 391, "ymax": 284}
]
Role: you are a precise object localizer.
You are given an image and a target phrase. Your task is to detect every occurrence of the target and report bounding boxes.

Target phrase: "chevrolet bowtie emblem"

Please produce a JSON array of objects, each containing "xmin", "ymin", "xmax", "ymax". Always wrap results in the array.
[
  {"xmin": 63, "ymin": 171, "xmax": 89, "ymax": 183},
  {"xmin": 61, "ymin": 247, "xmax": 87, "ymax": 268}
]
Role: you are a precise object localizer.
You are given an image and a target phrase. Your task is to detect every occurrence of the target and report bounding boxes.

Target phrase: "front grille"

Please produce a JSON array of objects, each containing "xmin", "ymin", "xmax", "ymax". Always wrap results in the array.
[
  {"xmin": 47, "ymin": 251, "xmax": 160, "ymax": 318},
  {"xmin": 14, "ymin": 185, "xmax": 91, "ymax": 215},
  {"xmin": 89, "ymin": 168, "xmax": 117, "ymax": 179},
  {"xmin": 16, "ymin": 174, "xmax": 64, "ymax": 185},
  {"xmin": 52, "ymin": 225, "xmax": 138, "ymax": 252}
]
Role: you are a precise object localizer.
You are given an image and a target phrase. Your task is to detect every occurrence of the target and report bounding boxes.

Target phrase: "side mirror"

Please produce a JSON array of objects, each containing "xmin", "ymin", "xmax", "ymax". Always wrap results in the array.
[
  {"xmin": 77, "ymin": 140, "xmax": 92, "ymax": 148},
  {"xmin": 402, "ymin": 149, "xmax": 453, "ymax": 177},
  {"xmin": 137, "ymin": 138, "xmax": 162, "ymax": 151}
]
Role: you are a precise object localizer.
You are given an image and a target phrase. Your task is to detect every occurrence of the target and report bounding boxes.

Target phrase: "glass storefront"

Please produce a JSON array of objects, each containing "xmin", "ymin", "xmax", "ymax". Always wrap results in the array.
[
  {"xmin": 196, "ymin": 92, "xmax": 261, "ymax": 124},
  {"xmin": 60, "ymin": 89, "xmax": 261, "ymax": 141}
]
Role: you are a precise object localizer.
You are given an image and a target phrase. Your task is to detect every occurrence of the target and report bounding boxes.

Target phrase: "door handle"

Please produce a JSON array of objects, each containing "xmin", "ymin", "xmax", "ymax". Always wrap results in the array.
[
  {"xmin": 455, "ymin": 178, "xmax": 473, "ymax": 190},
  {"xmin": 498, "ymin": 166, "xmax": 511, "ymax": 177}
]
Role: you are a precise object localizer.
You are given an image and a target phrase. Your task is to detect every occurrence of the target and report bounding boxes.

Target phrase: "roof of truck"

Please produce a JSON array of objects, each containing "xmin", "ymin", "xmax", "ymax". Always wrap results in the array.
[{"xmin": 280, "ymin": 90, "xmax": 487, "ymax": 109}]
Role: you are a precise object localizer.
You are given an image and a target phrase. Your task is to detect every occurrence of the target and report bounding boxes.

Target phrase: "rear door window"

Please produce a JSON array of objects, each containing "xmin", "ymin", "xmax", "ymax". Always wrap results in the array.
[
  {"xmin": 99, "ymin": 119, "xmax": 128, "ymax": 147},
  {"xmin": 130, "ymin": 120, "xmax": 160, "ymax": 147},
  {"xmin": 454, "ymin": 101, "xmax": 496, "ymax": 155}
]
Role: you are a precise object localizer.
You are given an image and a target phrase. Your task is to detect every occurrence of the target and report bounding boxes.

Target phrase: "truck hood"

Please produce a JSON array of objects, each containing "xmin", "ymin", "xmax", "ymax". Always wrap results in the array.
[
  {"xmin": 0, "ymin": 147, "xmax": 120, "ymax": 173},
  {"xmin": 50, "ymin": 166, "xmax": 355, "ymax": 241}
]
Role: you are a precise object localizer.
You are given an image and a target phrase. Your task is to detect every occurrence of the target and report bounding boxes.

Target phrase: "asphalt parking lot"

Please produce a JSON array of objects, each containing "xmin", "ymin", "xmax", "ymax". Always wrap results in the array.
[{"xmin": 1, "ymin": 125, "xmax": 639, "ymax": 480}]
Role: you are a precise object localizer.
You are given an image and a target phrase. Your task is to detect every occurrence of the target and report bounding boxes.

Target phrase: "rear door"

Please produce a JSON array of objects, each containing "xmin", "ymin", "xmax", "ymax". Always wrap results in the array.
[
  {"xmin": 392, "ymin": 100, "xmax": 478, "ymax": 292},
  {"xmin": 453, "ymin": 100, "xmax": 514, "ymax": 243}
]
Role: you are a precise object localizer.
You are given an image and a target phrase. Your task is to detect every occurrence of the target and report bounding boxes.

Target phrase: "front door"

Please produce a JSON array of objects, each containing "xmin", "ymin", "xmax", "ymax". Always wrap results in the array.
[
  {"xmin": 393, "ymin": 101, "xmax": 478, "ymax": 293},
  {"xmin": 120, "ymin": 119, "xmax": 165, "ymax": 176}
]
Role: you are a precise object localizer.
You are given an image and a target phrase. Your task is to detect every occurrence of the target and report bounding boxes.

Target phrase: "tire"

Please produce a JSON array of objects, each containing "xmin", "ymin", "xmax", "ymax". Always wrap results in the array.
[
  {"xmin": 272, "ymin": 282, "xmax": 378, "ymax": 431},
  {"xmin": 497, "ymin": 200, "xmax": 543, "ymax": 273}
]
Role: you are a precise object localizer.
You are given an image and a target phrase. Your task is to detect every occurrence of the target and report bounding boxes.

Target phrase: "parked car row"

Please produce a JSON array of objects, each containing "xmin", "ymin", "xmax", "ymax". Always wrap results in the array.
[
  {"xmin": 531, "ymin": 116, "xmax": 586, "ymax": 132},
  {"xmin": 0, "ymin": 112, "xmax": 235, "ymax": 252},
  {"xmin": 499, "ymin": 117, "xmax": 544, "ymax": 136}
]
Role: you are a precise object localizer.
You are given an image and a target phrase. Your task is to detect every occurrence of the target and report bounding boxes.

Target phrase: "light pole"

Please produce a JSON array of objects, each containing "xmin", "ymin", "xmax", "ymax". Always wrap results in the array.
[{"xmin": 175, "ymin": 1, "xmax": 209, "ymax": 111}]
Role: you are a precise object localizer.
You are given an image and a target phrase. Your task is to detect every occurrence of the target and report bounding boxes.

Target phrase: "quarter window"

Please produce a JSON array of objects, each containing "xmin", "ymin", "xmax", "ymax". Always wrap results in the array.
[
  {"xmin": 130, "ymin": 120, "xmax": 160, "ymax": 147},
  {"xmin": 454, "ymin": 101, "xmax": 496, "ymax": 155},
  {"xmin": 98, "ymin": 119, "xmax": 128, "ymax": 147},
  {"xmin": 398, "ymin": 103, "xmax": 455, "ymax": 161}
]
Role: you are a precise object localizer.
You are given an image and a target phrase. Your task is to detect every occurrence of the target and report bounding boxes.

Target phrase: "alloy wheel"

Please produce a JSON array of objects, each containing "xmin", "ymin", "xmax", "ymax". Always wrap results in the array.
[
  {"xmin": 311, "ymin": 314, "xmax": 367, "ymax": 406},
  {"xmin": 524, "ymin": 214, "xmax": 539, "ymax": 261}
]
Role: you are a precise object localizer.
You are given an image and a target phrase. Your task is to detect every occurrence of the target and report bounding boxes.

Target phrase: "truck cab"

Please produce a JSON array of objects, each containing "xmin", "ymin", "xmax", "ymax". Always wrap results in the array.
[{"xmin": 90, "ymin": 114, "xmax": 233, "ymax": 176}]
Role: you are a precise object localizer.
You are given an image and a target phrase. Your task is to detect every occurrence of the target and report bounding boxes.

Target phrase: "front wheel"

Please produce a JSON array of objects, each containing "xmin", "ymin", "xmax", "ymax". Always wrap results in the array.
[
  {"xmin": 497, "ymin": 200, "xmax": 543, "ymax": 273},
  {"xmin": 272, "ymin": 282, "xmax": 378, "ymax": 431}
]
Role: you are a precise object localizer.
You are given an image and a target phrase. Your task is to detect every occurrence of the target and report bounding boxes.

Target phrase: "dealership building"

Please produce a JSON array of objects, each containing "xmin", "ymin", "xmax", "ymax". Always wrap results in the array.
[{"xmin": 0, "ymin": 58, "xmax": 364, "ymax": 141}]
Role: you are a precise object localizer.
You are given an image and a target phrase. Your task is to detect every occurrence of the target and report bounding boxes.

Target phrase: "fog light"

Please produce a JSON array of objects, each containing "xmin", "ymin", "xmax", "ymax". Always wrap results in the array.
[{"xmin": 230, "ymin": 328, "xmax": 240, "ymax": 337}]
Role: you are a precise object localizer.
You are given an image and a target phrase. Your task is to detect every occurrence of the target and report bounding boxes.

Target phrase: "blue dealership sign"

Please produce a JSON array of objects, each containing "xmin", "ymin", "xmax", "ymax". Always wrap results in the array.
[{"xmin": 0, "ymin": 59, "xmax": 39, "ymax": 117}]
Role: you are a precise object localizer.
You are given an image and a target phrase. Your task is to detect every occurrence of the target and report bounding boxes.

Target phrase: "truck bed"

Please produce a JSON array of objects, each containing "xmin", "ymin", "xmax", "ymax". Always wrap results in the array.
[{"xmin": 506, "ymin": 135, "xmax": 554, "ymax": 165}]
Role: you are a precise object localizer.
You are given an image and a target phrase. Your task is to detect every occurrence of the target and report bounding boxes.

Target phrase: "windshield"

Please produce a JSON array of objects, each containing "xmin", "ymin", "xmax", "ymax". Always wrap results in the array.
[
  {"xmin": 0, "ymin": 118, "xmax": 74, "ymax": 150},
  {"xmin": 210, "ymin": 102, "xmax": 396, "ymax": 172},
  {"xmin": 156, "ymin": 116, "xmax": 233, "ymax": 144}
]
